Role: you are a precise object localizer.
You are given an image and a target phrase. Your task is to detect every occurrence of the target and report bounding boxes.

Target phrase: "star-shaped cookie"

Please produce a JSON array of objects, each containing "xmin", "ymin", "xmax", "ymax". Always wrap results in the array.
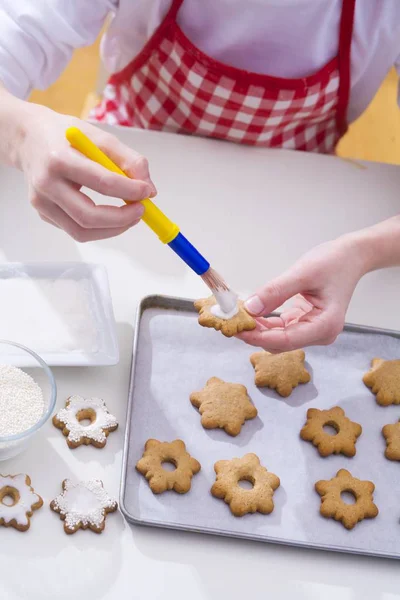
[
  {"xmin": 194, "ymin": 297, "xmax": 256, "ymax": 337},
  {"xmin": 190, "ymin": 377, "xmax": 257, "ymax": 436},
  {"xmin": 250, "ymin": 349, "xmax": 311, "ymax": 397},
  {"xmin": 363, "ymin": 358, "xmax": 400, "ymax": 406},
  {"xmin": 382, "ymin": 419, "xmax": 400, "ymax": 461},
  {"xmin": 315, "ymin": 469, "xmax": 378, "ymax": 530},
  {"xmin": 0, "ymin": 474, "xmax": 43, "ymax": 532},
  {"xmin": 50, "ymin": 479, "xmax": 117, "ymax": 534},
  {"xmin": 300, "ymin": 406, "xmax": 362, "ymax": 457}
]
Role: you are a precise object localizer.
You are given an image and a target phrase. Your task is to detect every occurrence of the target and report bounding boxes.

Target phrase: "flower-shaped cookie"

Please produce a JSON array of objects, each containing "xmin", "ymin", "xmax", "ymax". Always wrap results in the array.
[
  {"xmin": 300, "ymin": 407, "xmax": 362, "ymax": 457},
  {"xmin": 194, "ymin": 297, "xmax": 256, "ymax": 337},
  {"xmin": 53, "ymin": 396, "xmax": 118, "ymax": 448},
  {"xmin": 136, "ymin": 439, "xmax": 201, "ymax": 494},
  {"xmin": 211, "ymin": 453, "xmax": 280, "ymax": 517},
  {"xmin": 382, "ymin": 419, "xmax": 400, "ymax": 461},
  {"xmin": 0, "ymin": 474, "xmax": 43, "ymax": 532},
  {"xmin": 50, "ymin": 479, "xmax": 117, "ymax": 534},
  {"xmin": 190, "ymin": 377, "xmax": 257, "ymax": 436},
  {"xmin": 363, "ymin": 358, "xmax": 400, "ymax": 406},
  {"xmin": 315, "ymin": 469, "xmax": 378, "ymax": 530},
  {"xmin": 250, "ymin": 349, "xmax": 311, "ymax": 397}
]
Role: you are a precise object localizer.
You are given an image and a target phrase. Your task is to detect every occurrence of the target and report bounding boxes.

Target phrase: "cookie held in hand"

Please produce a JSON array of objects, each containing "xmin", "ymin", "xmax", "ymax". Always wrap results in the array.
[
  {"xmin": 300, "ymin": 406, "xmax": 362, "ymax": 457},
  {"xmin": 211, "ymin": 453, "xmax": 280, "ymax": 517},
  {"xmin": 250, "ymin": 349, "xmax": 311, "ymax": 397},
  {"xmin": 190, "ymin": 377, "xmax": 257, "ymax": 437},
  {"xmin": 382, "ymin": 419, "xmax": 400, "ymax": 461},
  {"xmin": 136, "ymin": 439, "xmax": 201, "ymax": 494},
  {"xmin": 363, "ymin": 358, "xmax": 400, "ymax": 406},
  {"xmin": 194, "ymin": 297, "xmax": 256, "ymax": 338},
  {"xmin": 315, "ymin": 469, "xmax": 378, "ymax": 530}
]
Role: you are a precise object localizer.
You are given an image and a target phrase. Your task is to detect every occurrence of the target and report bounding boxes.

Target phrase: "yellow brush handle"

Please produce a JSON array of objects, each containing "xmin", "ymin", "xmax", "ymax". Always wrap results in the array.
[{"xmin": 66, "ymin": 126, "xmax": 180, "ymax": 244}]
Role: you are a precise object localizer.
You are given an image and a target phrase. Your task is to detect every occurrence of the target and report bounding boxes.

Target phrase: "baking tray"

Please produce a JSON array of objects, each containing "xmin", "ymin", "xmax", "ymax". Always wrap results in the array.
[{"xmin": 121, "ymin": 295, "xmax": 400, "ymax": 559}]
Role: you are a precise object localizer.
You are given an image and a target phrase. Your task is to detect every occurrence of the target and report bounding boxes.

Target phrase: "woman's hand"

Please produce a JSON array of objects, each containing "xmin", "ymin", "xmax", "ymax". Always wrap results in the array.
[
  {"xmin": 239, "ymin": 235, "xmax": 370, "ymax": 352},
  {"xmin": 1, "ymin": 86, "xmax": 156, "ymax": 242}
]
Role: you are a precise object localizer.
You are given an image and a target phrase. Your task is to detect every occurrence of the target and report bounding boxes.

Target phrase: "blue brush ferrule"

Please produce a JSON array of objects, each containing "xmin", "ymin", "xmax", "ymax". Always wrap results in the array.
[{"xmin": 168, "ymin": 232, "xmax": 210, "ymax": 275}]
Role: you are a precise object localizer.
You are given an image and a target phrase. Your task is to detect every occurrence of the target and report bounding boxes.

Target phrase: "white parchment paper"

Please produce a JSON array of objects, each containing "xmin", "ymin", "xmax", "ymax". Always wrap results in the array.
[{"xmin": 123, "ymin": 304, "xmax": 400, "ymax": 559}]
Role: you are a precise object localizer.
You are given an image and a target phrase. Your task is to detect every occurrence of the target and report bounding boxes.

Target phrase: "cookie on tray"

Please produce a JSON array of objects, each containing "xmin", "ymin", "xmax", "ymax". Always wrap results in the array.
[
  {"xmin": 363, "ymin": 358, "xmax": 400, "ymax": 406},
  {"xmin": 250, "ymin": 349, "xmax": 311, "ymax": 397},
  {"xmin": 315, "ymin": 469, "xmax": 378, "ymax": 530},
  {"xmin": 211, "ymin": 453, "xmax": 280, "ymax": 517},
  {"xmin": 194, "ymin": 296, "xmax": 256, "ymax": 338},
  {"xmin": 300, "ymin": 407, "xmax": 362, "ymax": 457},
  {"xmin": 53, "ymin": 396, "xmax": 118, "ymax": 449},
  {"xmin": 0, "ymin": 474, "xmax": 43, "ymax": 532},
  {"xmin": 136, "ymin": 439, "xmax": 201, "ymax": 494},
  {"xmin": 382, "ymin": 419, "xmax": 400, "ymax": 461},
  {"xmin": 50, "ymin": 479, "xmax": 117, "ymax": 534},
  {"xmin": 190, "ymin": 377, "xmax": 257, "ymax": 436}
]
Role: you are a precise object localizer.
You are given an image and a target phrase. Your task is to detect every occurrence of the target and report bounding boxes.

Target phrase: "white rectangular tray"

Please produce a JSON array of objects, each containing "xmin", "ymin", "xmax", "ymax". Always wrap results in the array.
[
  {"xmin": 0, "ymin": 262, "xmax": 119, "ymax": 366},
  {"xmin": 121, "ymin": 295, "xmax": 400, "ymax": 560}
]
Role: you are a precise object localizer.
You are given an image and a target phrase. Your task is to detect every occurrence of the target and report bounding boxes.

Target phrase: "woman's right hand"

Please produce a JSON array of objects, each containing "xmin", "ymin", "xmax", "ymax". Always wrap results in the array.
[{"xmin": 12, "ymin": 96, "xmax": 156, "ymax": 242}]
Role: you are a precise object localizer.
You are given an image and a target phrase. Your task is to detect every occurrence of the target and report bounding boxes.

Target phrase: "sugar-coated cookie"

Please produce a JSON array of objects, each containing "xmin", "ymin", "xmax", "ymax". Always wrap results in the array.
[
  {"xmin": 53, "ymin": 396, "xmax": 118, "ymax": 449},
  {"xmin": 363, "ymin": 358, "xmax": 400, "ymax": 406},
  {"xmin": 211, "ymin": 453, "xmax": 280, "ymax": 517},
  {"xmin": 194, "ymin": 297, "xmax": 256, "ymax": 338},
  {"xmin": 136, "ymin": 439, "xmax": 201, "ymax": 494},
  {"xmin": 315, "ymin": 469, "xmax": 378, "ymax": 530},
  {"xmin": 0, "ymin": 474, "xmax": 43, "ymax": 532},
  {"xmin": 190, "ymin": 377, "xmax": 257, "ymax": 436},
  {"xmin": 300, "ymin": 407, "xmax": 362, "ymax": 457},
  {"xmin": 382, "ymin": 419, "xmax": 400, "ymax": 461},
  {"xmin": 250, "ymin": 349, "xmax": 311, "ymax": 397},
  {"xmin": 50, "ymin": 479, "xmax": 117, "ymax": 534}
]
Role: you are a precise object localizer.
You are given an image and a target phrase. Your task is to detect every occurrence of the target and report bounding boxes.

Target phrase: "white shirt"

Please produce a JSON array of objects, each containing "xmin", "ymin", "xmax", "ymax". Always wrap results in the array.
[{"xmin": 0, "ymin": 0, "xmax": 399, "ymax": 123}]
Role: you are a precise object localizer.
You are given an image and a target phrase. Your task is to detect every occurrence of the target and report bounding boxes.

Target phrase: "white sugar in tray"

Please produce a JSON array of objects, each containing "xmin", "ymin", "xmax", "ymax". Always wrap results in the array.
[{"xmin": 0, "ymin": 263, "xmax": 119, "ymax": 366}]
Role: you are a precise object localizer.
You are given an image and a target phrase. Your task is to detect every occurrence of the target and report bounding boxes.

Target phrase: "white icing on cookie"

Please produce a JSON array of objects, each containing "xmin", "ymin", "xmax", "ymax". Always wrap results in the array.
[
  {"xmin": 212, "ymin": 289, "xmax": 238, "ymax": 314},
  {"xmin": 55, "ymin": 396, "xmax": 118, "ymax": 444},
  {"xmin": 51, "ymin": 479, "xmax": 117, "ymax": 530},
  {"xmin": 0, "ymin": 474, "xmax": 41, "ymax": 526},
  {"xmin": 210, "ymin": 303, "xmax": 239, "ymax": 320}
]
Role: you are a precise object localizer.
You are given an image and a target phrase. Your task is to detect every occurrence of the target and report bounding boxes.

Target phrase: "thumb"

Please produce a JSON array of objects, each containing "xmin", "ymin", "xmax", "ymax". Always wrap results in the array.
[{"xmin": 244, "ymin": 271, "xmax": 304, "ymax": 316}]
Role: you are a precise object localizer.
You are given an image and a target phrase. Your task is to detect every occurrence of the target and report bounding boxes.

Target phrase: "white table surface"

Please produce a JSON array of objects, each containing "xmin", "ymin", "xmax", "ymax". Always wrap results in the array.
[{"xmin": 1, "ymin": 126, "xmax": 400, "ymax": 600}]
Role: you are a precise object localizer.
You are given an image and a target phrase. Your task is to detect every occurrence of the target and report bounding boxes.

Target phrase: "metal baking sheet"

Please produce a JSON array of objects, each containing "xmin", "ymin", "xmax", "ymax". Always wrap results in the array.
[{"xmin": 121, "ymin": 295, "xmax": 400, "ymax": 559}]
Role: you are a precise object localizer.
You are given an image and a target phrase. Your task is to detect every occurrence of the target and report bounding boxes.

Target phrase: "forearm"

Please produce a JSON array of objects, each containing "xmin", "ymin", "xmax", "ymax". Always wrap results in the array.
[
  {"xmin": 344, "ymin": 215, "xmax": 400, "ymax": 273},
  {"xmin": 0, "ymin": 83, "xmax": 31, "ymax": 169}
]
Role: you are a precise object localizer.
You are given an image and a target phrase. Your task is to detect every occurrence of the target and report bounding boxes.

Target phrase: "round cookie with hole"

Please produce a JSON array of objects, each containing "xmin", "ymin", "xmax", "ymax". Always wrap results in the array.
[
  {"xmin": 300, "ymin": 406, "xmax": 362, "ymax": 457},
  {"xmin": 53, "ymin": 396, "xmax": 118, "ymax": 449}
]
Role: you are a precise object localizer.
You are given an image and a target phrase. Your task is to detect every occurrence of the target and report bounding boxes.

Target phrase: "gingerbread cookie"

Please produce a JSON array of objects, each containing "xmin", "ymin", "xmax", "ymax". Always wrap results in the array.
[
  {"xmin": 250, "ymin": 349, "xmax": 311, "ymax": 397},
  {"xmin": 300, "ymin": 407, "xmax": 362, "ymax": 457},
  {"xmin": 190, "ymin": 377, "xmax": 257, "ymax": 437},
  {"xmin": 194, "ymin": 296, "xmax": 256, "ymax": 338},
  {"xmin": 136, "ymin": 439, "xmax": 201, "ymax": 494},
  {"xmin": 382, "ymin": 419, "xmax": 400, "ymax": 461},
  {"xmin": 211, "ymin": 453, "xmax": 280, "ymax": 517},
  {"xmin": 363, "ymin": 358, "xmax": 400, "ymax": 406},
  {"xmin": 50, "ymin": 479, "xmax": 117, "ymax": 534},
  {"xmin": 0, "ymin": 474, "xmax": 43, "ymax": 532},
  {"xmin": 53, "ymin": 396, "xmax": 118, "ymax": 449},
  {"xmin": 315, "ymin": 469, "xmax": 378, "ymax": 530}
]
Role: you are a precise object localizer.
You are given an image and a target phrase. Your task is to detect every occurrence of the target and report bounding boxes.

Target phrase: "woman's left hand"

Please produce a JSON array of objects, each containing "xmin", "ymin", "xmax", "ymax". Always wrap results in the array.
[{"xmin": 239, "ymin": 235, "xmax": 369, "ymax": 352}]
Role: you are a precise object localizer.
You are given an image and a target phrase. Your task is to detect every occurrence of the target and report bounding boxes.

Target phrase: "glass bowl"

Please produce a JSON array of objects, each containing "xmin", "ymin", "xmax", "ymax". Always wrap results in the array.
[{"xmin": 0, "ymin": 340, "xmax": 57, "ymax": 460}]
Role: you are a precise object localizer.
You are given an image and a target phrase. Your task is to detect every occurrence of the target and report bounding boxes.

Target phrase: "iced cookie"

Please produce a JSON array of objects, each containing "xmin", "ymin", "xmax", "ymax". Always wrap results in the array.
[
  {"xmin": 194, "ymin": 296, "xmax": 256, "ymax": 338},
  {"xmin": 363, "ymin": 358, "xmax": 400, "ymax": 406},
  {"xmin": 50, "ymin": 479, "xmax": 117, "ymax": 534},
  {"xmin": 382, "ymin": 419, "xmax": 400, "ymax": 461},
  {"xmin": 300, "ymin": 407, "xmax": 362, "ymax": 457},
  {"xmin": 315, "ymin": 469, "xmax": 378, "ymax": 530},
  {"xmin": 53, "ymin": 396, "xmax": 118, "ymax": 449},
  {"xmin": 136, "ymin": 439, "xmax": 201, "ymax": 494},
  {"xmin": 211, "ymin": 453, "xmax": 280, "ymax": 517},
  {"xmin": 0, "ymin": 474, "xmax": 43, "ymax": 531},
  {"xmin": 250, "ymin": 349, "xmax": 311, "ymax": 397},
  {"xmin": 190, "ymin": 377, "xmax": 257, "ymax": 436}
]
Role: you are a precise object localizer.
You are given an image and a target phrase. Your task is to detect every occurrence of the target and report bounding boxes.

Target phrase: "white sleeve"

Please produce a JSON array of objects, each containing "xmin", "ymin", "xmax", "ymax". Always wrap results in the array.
[{"xmin": 0, "ymin": 0, "xmax": 117, "ymax": 99}]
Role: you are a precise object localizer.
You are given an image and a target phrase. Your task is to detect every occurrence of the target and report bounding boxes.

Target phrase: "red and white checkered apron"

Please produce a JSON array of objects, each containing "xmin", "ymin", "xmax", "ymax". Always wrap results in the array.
[{"xmin": 91, "ymin": 0, "xmax": 355, "ymax": 153}]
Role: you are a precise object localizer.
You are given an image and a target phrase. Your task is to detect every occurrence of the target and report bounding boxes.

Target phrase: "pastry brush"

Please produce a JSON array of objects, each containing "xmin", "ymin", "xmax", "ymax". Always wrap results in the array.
[{"xmin": 65, "ymin": 127, "xmax": 238, "ymax": 312}]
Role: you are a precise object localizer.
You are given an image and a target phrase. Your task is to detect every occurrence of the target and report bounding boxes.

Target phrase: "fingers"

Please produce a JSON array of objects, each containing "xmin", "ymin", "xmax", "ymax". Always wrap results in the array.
[
  {"xmin": 31, "ymin": 181, "xmax": 144, "ymax": 230},
  {"xmin": 34, "ymin": 197, "xmax": 136, "ymax": 242},
  {"xmin": 244, "ymin": 270, "xmax": 306, "ymax": 317}
]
